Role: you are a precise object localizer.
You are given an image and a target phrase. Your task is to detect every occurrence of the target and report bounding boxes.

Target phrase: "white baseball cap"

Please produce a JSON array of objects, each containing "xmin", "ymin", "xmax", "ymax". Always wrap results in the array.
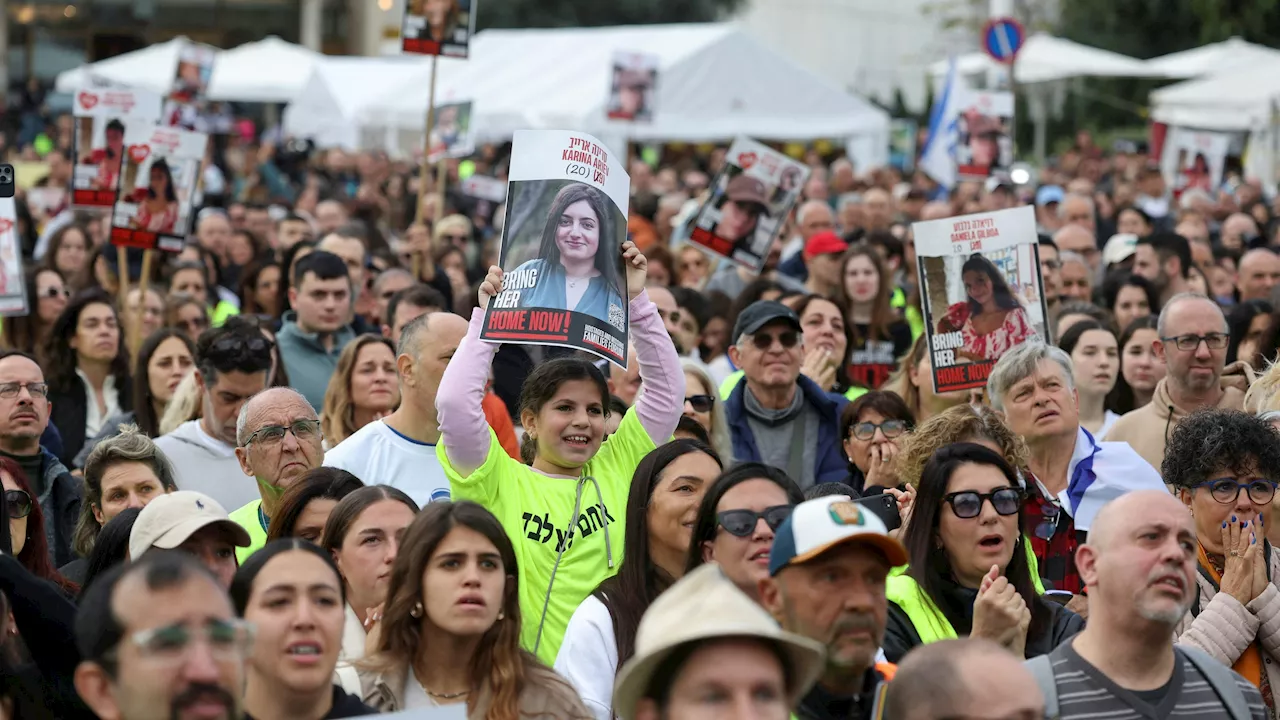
[
  {"xmin": 128, "ymin": 491, "xmax": 251, "ymax": 560},
  {"xmin": 769, "ymin": 495, "xmax": 908, "ymax": 576}
]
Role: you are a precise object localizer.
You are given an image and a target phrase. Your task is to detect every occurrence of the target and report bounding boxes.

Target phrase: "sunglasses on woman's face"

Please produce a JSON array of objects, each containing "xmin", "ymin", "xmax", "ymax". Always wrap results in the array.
[
  {"xmin": 942, "ymin": 488, "xmax": 1024, "ymax": 519},
  {"xmin": 5, "ymin": 489, "xmax": 31, "ymax": 520},
  {"xmin": 716, "ymin": 505, "xmax": 793, "ymax": 537},
  {"xmin": 685, "ymin": 395, "xmax": 715, "ymax": 413},
  {"xmin": 39, "ymin": 286, "xmax": 70, "ymax": 299}
]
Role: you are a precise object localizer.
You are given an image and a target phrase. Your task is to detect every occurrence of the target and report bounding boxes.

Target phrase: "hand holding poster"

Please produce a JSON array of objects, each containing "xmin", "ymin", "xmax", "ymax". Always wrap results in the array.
[
  {"xmin": 427, "ymin": 101, "xmax": 475, "ymax": 163},
  {"xmin": 481, "ymin": 129, "xmax": 631, "ymax": 367},
  {"xmin": 0, "ymin": 199, "xmax": 27, "ymax": 317},
  {"xmin": 109, "ymin": 124, "xmax": 208, "ymax": 253},
  {"xmin": 956, "ymin": 91, "xmax": 1013, "ymax": 181},
  {"xmin": 607, "ymin": 51, "xmax": 659, "ymax": 123},
  {"xmin": 689, "ymin": 138, "xmax": 810, "ymax": 274},
  {"xmin": 402, "ymin": 0, "xmax": 476, "ymax": 57},
  {"xmin": 914, "ymin": 205, "xmax": 1048, "ymax": 393},
  {"xmin": 72, "ymin": 84, "xmax": 162, "ymax": 208}
]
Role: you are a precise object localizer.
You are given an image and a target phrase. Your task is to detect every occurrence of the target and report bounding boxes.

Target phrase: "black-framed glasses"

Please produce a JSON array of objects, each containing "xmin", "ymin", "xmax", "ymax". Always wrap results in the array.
[
  {"xmin": 0, "ymin": 382, "xmax": 48, "ymax": 400},
  {"xmin": 5, "ymin": 490, "xmax": 31, "ymax": 520},
  {"xmin": 750, "ymin": 330, "xmax": 799, "ymax": 351},
  {"xmin": 850, "ymin": 420, "xmax": 908, "ymax": 441},
  {"xmin": 244, "ymin": 419, "xmax": 321, "ymax": 447},
  {"xmin": 717, "ymin": 505, "xmax": 793, "ymax": 537},
  {"xmin": 943, "ymin": 488, "xmax": 1024, "ymax": 519},
  {"xmin": 1161, "ymin": 333, "xmax": 1229, "ymax": 352},
  {"xmin": 685, "ymin": 395, "xmax": 715, "ymax": 413},
  {"xmin": 105, "ymin": 618, "xmax": 254, "ymax": 663},
  {"xmin": 1195, "ymin": 478, "xmax": 1279, "ymax": 506}
]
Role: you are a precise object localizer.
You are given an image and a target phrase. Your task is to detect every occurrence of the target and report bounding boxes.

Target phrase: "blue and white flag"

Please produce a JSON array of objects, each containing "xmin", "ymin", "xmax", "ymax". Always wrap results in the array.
[{"xmin": 919, "ymin": 57, "xmax": 963, "ymax": 190}]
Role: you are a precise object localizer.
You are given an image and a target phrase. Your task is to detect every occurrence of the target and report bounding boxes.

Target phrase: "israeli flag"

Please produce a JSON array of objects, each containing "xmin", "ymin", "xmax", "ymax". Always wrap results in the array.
[{"xmin": 919, "ymin": 56, "xmax": 962, "ymax": 191}]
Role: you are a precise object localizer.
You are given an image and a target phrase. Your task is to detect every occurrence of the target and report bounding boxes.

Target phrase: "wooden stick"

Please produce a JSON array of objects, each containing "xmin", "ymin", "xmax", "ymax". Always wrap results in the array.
[
  {"xmin": 413, "ymin": 54, "xmax": 440, "ymax": 228},
  {"xmin": 132, "ymin": 250, "xmax": 153, "ymax": 358},
  {"xmin": 115, "ymin": 245, "xmax": 129, "ymax": 316}
]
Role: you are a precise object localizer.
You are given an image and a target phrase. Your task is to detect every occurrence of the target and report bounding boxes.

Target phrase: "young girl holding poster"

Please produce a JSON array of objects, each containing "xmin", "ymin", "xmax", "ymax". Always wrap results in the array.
[{"xmin": 435, "ymin": 241, "xmax": 683, "ymax": 667}]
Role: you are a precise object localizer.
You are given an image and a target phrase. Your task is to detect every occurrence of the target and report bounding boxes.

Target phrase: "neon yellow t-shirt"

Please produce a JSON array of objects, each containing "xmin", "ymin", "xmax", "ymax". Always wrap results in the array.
[
  {"xmin": 439, "ymin": 409, "xmax": 657, "ymax": 665},
  {"xmin": 229, "ymin": 498, "xmax": 267, "ymax": 563}
]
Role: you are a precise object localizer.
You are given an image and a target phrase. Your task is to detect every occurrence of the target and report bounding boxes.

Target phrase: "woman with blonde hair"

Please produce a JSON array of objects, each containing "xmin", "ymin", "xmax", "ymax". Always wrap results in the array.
[
  {"xmin": 680, "ymin": 361, "xmax": 732, "ymax": 462},
  {"xmin": 158, "ymin": 369, "xmax": 203, "ymax": 436},
  {"xmin": 321, "ymin": 335, "xmax": 399, "ymax": 449},
  {"xmin": 882, "ymin": 336, "xmax": 972, "ymax": 424}
]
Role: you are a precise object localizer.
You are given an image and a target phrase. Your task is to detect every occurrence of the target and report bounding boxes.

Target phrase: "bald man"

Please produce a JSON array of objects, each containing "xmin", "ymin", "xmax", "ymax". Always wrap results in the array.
[
  {"xmin": 323, "ymin": 311, "xmax": 469, "ymax": 505},
  {"xmin": 883, "ymin": 638, "xmax": 1044, "ymax": 720},
  {"xmin": 778, "ymin": 201, "xmax": 837, "ymax": 281},
  {"xmin": 1221, "ymin": 212, "xmax": 1260, "ymax": 252},
  {"xmin": 1237, "ymin": 248, "xmax": 1280, "ymax": 302},
  {"xmin": 1028, "ymin": 491, "xmax": 1267, "ymax": 720},
  {"xmin": 1059, "ymin": 193, "xmax": 1096, "ymax": 235},
  {"xmin": 1053, "ymin": 224, "xmax": 1101, "ymax": 279},
  {"xmin": 862, "ymin": 187, "xmax": 894, "ymax": 232}
]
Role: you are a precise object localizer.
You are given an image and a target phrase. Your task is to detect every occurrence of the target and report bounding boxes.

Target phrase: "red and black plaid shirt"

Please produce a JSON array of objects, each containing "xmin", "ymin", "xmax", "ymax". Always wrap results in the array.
[{"xmin": 1023, "ymin": 475, "xmax": 1085, "ymax": 595}]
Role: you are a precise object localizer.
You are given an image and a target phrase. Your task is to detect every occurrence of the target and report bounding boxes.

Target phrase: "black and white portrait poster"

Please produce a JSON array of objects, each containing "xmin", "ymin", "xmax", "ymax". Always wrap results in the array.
[{"xmin": 482, "ymin": 129, "xmax": 631, "ymax": 367}]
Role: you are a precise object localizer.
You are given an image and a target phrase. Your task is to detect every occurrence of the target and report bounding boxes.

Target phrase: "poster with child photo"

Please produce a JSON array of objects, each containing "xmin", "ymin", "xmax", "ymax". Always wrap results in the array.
[{"xmin": 109, "ymin": 124, "xmax": 208, "ymax": 253}]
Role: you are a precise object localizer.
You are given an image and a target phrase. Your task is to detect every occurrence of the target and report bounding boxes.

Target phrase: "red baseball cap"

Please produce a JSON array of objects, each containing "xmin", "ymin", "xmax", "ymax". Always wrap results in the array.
[{"xmin": 804, "ymin": 231, "xmax": 849, "ymax": 261}]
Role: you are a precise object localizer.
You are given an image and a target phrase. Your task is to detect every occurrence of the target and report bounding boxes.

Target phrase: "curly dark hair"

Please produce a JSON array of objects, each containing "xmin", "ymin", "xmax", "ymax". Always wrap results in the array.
[{"xmin": 1162, "ymin": 408, "xmax": 1280, "ymax": 489}]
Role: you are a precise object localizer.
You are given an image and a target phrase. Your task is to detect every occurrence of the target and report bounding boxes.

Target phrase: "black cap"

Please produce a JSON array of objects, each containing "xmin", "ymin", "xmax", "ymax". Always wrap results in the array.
[{"xmin": 732, "ymin": 300, "xmax": 801, "ymax": 342}]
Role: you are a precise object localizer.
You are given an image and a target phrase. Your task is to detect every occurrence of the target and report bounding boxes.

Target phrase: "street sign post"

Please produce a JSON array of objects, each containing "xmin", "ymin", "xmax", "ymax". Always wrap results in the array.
[{"xmin": 982, "ymin": 17, "xmax": 1025, "ymax": 65}]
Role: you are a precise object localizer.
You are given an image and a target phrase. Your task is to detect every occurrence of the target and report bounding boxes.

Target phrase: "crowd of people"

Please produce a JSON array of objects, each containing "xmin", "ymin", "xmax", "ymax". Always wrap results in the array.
[{"xmin": 4, "ymin": 114, "xmax": 1280, "ymax": 719}]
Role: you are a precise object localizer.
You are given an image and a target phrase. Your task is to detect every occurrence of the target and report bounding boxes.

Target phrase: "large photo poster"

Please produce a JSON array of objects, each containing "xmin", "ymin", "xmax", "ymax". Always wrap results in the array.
[
  {"xmin": 0, "ymin": 199, "xmax": 27, "ymax": 316},
  {"xmin": 72, "ymin": 85, "xmax": 162, "ymax": 208},
  {"xmin": 606, "ymin": 51, "xmax": 659, "ymax": 123},
  {"xmin": 689, "ymin": 137, "xmax": 810, "ymax": 274},
  {"xmin": 427, "ymin": 101, "xmax": 475, "ymax": 163},
  {"xmin": 482, "ymin": 129, "xmax": 631, "ymax": 367},
  {"xmin": 956, "ymin": 91, "xmax": 1014, "ymax": 181},
  {"xmin": 914, "ymin": 205, "xmax": 1048, "ymax": 393},
  {"xmin": 109, "ymin": 124, "xmax": 208, "ymax": 253},
  {"xmin": 1161, "ymin": 127, "xmax": 1234, "ymax": 199},
  {"xmin": 402, "ymin": 0, "xmax": 476, "ymax": 57}
]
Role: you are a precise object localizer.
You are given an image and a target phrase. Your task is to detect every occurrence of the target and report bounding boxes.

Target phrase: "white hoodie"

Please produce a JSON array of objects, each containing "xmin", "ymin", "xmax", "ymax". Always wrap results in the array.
[{"xmin": 154, "ymin": 420, "xmax": 259, "ymax": 511}]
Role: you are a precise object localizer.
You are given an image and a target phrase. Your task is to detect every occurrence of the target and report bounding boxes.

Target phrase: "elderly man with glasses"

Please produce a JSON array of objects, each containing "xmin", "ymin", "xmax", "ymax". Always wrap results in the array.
[
  {"xmin": 1106, "ymin": 292, "xmax": 1247, "ymax": 471},
  {"xmin": 228, "ymin": 387, "xmax": 325, "ymax": 560},
  {"xmin": 723, "ymin": 300, "xmax": 849, "ymax": 492}
]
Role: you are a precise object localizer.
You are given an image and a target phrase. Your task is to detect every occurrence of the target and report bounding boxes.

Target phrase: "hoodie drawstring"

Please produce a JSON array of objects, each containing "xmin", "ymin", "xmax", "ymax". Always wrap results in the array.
[
  {"xmin": 1164, "ymin": 405, "xmax": 1176, "ymax": 446},
  {"xmin": 532, "ymin": 475, "xmax": 612, "ymax": 656}
]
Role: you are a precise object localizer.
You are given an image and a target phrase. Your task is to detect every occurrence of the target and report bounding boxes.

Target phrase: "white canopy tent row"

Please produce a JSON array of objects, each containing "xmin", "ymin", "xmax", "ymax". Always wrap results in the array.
[{"xmin": 336, "ymin": 23, "xmax": 891, "ymax": 169}]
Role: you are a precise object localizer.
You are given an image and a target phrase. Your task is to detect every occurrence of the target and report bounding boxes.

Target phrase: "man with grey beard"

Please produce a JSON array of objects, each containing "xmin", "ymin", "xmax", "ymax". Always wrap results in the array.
[{"xmin": 1025, "ymin": 490, "xmax": 1267, "ymax": 720}]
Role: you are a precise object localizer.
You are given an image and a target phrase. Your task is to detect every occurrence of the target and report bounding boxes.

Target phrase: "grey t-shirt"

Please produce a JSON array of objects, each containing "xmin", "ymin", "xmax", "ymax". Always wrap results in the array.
[{"xmin": 1046, "ymin": 641, "xmax": 1268, "ymax": 720}]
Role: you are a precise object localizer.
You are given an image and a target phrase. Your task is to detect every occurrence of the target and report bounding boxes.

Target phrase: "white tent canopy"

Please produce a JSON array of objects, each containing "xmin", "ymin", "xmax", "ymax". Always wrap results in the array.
[
  {"xmin": 1146, "ymin": 37, "xmax": 1280, "ymax": 79},
  {"xmin": 1151, "ymin": 62, "xmax": 1280, "ymax": 131},
  {"xmin": 55, "ymin": 37, "xmax": 188, "ymax": 95},
  {"xmin": 927, "ymin": 33, "xmax": 1162, "ymax": 86},
  {"xmin": 282, "ymin": 56, "xmax": 438, "ymax": 150},
  {"xmin": 207, "ymin": 37, "xmax": 320, "ymax": 103},
  {"xmin": 353, "ymin": 23, "xmax": 889, "ymax": 159}
]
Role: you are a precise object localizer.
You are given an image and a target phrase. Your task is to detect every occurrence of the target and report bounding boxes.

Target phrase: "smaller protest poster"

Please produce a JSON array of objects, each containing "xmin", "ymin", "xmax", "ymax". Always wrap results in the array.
[
  {"xmin": 956, "ymin": 91, "xmax": 1014, "ymax": 181},
  {"xmin": 72, "ymin": 85, "xmax": 163, "ymax": 208},
  {"xmin": 162, "ymin": 42, "xmax": 216, "ymax": 130},
  {"xmin": 0, "ymin": 199, "xmax": 27, "ymax": 316},
  {"xmin": 402, "ymin": 0, "xmax": 476, "ymax": 58},
  {"xmin": 607, "ymin": 51, "xmax": 659, "ymax": 123},
  {"xmin": 1161, "ymin": 127, "xmax": 1234, "ymax": 199},
  {"xmin": 109, "ymin": 124, "xmax": 208, "ymax": 253},
  {"xmin": 427, "ymin": 101, "xmax": 475, "ymax": 163},
  {"xmin": 914, "ymin": 205, "xmax": 1048, "ymax": 393},
  {"xmin": 689, "ymin": 137, "xmax": 810, "ymax": 274},
  {"xmin": 482, "ymin": 129, "xmax": 631, "ymax": 367}
]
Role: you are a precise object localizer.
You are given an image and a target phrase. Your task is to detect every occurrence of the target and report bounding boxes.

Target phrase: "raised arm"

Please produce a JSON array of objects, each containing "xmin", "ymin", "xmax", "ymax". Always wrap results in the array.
[
  {"xmin": 620, "ymin": 243, "xmax": 684, "ymax": 444},
  {"xmin": 436, "ymin": 271, "xmax": 503, "ymax": 477}
]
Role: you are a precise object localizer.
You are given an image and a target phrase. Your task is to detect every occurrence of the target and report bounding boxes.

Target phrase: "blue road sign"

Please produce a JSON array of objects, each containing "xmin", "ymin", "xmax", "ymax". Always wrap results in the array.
[{"xmin": 983, "ymin": 17, "xmax": 1025, "ymax": 64}]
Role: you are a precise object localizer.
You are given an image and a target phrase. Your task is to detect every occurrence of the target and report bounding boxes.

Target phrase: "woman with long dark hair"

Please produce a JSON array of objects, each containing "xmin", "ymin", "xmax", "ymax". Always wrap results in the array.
[
  {"xmin": 941, "ymin": 254, "xmax": 1034, "ymax": 362},
  {"xmin": 2, "ymin": 266, "xmax": 68, "ymax": 364},
  {"xmin": 510, "ymin": 183, "xmax": 625, "ymax": 320},
  {"xmin": 44, "ymin": 289, "xmax": 132, "ymax": 468},
  {"xmin": 555, "ymin": 440, "xmax": 723, "ymax": 719},
  {"xmin": 0, "ymin": 457, "xmax": 77, "ymax": 596},
  {"xmin": 41, "ymin": 224, "xmax": 90, "ymax": 283},
  {"xmin": 1227, "ymin": 299, "xmax": 1273, "ymax": 367},
  {"xmin": 239, "ymin": 259, "xmax": 283, "ymax": 318},
  {"xmin": 266, "ymin": 467, "xmax": 364, "ymax": 544},
  {"xmin": 883, "ymin": 443, "xmax": 1081, "ymax": 661},
  {"xmin": 132, "ymin": 158, "xmax": 180, "ymax": 233},
  {"xmin": 836, "ymin": 244, "xmax": 913, "ymax": 390},
  {"xmin": 358, "ymin": 501, "xmax": 591, "ymax": 717},
  {"xmin": 1058, "ymin": 319, "xmax": 1120, "ymax": 437},
  {"xmin": 1102, "ymin": 272, "xmax": 1159, "ymax": 335},
  {"xmin": 1106, "ymin": 315, "xmax": 1165, "ymax": 416}
]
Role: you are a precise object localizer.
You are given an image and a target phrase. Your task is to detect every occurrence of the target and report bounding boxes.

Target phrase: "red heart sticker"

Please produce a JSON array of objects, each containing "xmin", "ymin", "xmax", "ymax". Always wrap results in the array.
[
  {"xmin": 128, "ymin": 144, "xmax": 151, "ymax": 164},
  {"xmin": 738, "ymin": 152, "xmax": 758, "ymax": 169},
  {"xmin": 78, "ymin": 92, "xmax": 99, "ymax": 110},
  {"xmin": 0, "ymin": 219, "xmax": 12, "ymax": 235}
]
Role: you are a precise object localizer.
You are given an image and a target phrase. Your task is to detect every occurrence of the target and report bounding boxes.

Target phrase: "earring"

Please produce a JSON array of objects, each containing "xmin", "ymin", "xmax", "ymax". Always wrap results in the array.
[
  {"xmin": 497, "ymin": 609, "xmax": 505, "ymax": 621},
  {"xmin": 410, "ymin": 601, "xmax": 423, "ymax": 618}
]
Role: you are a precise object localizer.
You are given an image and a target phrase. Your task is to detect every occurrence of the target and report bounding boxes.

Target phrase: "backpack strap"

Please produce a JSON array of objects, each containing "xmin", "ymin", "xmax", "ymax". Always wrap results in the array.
[
  {"xmin": 1025, "ymin": 654, "xmax": 1060, "ymax": 720},
  {"xmin": 1177, "ymin": 646, "xmax": 1253, "ymax": 720}
]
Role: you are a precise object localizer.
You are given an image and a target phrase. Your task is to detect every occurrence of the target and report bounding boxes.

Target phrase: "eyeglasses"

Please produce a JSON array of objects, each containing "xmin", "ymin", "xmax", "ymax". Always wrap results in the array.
[
  {"xmin": 107, "ymin": 618, "xmax": 254, "ymax": 663},
  {"xmin": 850, "ymin": 420, "xmax": 908, "ymax": 441},
  {"xmin": 685, "ymin": 395, "xmax": 715, "ymax": 413},
  {"xmin": 211, "ymin": 334, "xmax": 271, "ymax": 355},
  {"xmin": 1033, "ymin": 497, "xmax": 1061, "ymax": 540},
  {"xmin": 750, "ymin": 330, "xmax": 799, "ymax": 351},
  {"xmin": 717, "ymin": 505, "xmax": 793, "ymax": 537},
  {"xmin": 1161, "ymin": 333, "xmax": 1229, "ymax": 352},
  {"xmin": 0, "ymin": 382, "xmax": 48, "ymax": 399},
  {"xmin": 942, "ymin": 488, "xmax": 1024, "ymax": 519},
  {"xmin": 5, "ymin": 490, "xmax": 31, "ymax": 520},
  {"xmin": 244, "ymin": 419, "xmax": 321, "ymax": 447},
  {"xmin": 1195, "ymin": 478, "xmax": 1279, "ymax": 505},
  {"xmin": 39, "ymin": 286, "xmax": 69, "ymax": 299}
]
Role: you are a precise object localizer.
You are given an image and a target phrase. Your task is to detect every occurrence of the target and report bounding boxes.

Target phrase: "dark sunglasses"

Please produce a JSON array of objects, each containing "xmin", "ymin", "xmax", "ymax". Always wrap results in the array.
[
  {"xmin": 942, "ymin": 488, "xmax": 1024, "ymax": 519},
  {"xmin": 717, "ymin": 505, "xmax": 793, "ymax": 537},
  {"xmin": 750, "ymin": 330, "xmax": 799, "ymax": 351},
  {"xmin": 39, "ymin": 286, "xmax": 70, "ymax": 299},
  {"xmin": 685, "ymin": 395, "xmax": 715, "ymax": 413},
  {"xmin": 5, "ymin": 489, "xmax": 31, "ymax": 520}
]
